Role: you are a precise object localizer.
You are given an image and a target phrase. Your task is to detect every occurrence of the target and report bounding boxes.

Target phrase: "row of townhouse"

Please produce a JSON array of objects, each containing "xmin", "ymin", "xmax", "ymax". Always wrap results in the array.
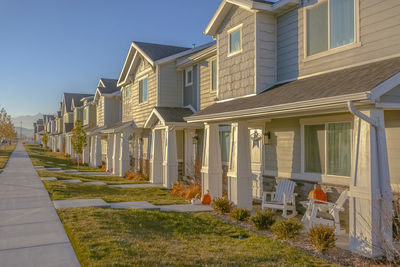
[{"xmin": 42, "ymin": 0, "xmax": 400, "ymax": 257}]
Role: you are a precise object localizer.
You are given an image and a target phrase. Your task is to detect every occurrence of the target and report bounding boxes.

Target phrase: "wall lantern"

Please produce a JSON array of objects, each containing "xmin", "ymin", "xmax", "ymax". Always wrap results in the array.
[
  {"xmin": 139, "ymin": 137, "xmax": 144, "ymax": 144},
  {"xmin": 264, "ymin": 131, "xmax": 271, "ymax": 145},
  {"xmin": 192, "ymin": 135, "xmax": 199, "ymax": 145}
]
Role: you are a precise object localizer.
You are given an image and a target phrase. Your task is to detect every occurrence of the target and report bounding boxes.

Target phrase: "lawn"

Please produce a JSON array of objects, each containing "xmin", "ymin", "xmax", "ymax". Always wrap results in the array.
[
  {"xmin": 0, "ymin": 142, "xmax": 17, "ymax": 169},
  {"xmin": 24, "ymin": 144, "xmax": 102, "ymax": 172},
  {"xmin": 58, "ymin": 208, "xmax": 336, "ymax": 267},
  {"xmin": 43, "ymin": 180, "xmax": 189, "ymax": 205}
]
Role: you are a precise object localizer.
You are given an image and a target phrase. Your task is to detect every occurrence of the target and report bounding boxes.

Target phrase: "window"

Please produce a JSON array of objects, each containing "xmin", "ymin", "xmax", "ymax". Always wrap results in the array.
[
  {"xmin": 220, "ymin": 131, "xmax": 230, "ymax": 163},
  {"xmin": 185, "ymin": 67, "xmax": 193, "ymax": 86},
  {"xmin": 99, "ymin": 99, "xmax": 102, "ymax": 108},
  {"xmin": 139, "ymin": 77, "xmax": 148, "ymax": 103},
  {"xmin": 125, "ymin": 87, "xmax": 129, "ymax": 97},
  {"xmin": 304, "ymin": 122, "xmax": 351, "ymax": 177},
  {"xmin": 306, "ymin": 0, "xmax": 355, "ymax": 56},
  {"xmin": 211, "ymin": 59, "xmax": 217, "ymax": 91},
  {"xmin": 228, "ymin": 25, "xmax": 242, "ymax": 55}
]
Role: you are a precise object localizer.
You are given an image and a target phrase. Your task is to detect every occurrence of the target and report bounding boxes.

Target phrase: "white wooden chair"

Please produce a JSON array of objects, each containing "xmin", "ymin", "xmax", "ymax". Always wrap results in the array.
[
  {"xmin": 301, "ymin": 190, "xmax": 348, "ymax": 235},
  {"xmin": 262, "ymin": 179, "xmax": 297, "ymax": 218}
]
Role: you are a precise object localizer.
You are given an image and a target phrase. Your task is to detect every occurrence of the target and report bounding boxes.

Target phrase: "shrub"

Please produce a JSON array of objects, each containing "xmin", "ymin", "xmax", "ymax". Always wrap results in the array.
[
  {"xmin": 271, "ymin": 218, "xmax": 303, "ymax": 240},
  {"xmin": 171, "ymin": 181, "xmax": 201, "ymax": 200},
  {"xmin": 308, "ymin": 225, "xmax": 336, "ymax": 252},
  {"xmin": 56, "ymin": 149, "xmax": 60, "ymax": 152},
  {"xmin": 230, "ymin": 208, "xmax": 251, "ymax": 222},
  {"xmin": 125, "ymin": 171, "xmax": 149, "ymax": 182},
  {"xmin": 211, "ymin": 197, "xmax": 232, "ymax": 214},
  {"xmin": 250, "ymin": 209, "xmax": 275, "ymax": 230}
]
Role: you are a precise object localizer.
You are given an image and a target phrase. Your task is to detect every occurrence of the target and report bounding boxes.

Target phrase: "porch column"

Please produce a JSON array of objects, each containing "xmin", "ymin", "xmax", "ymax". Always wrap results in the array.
[
  {"xmin": 82, "ymin": 136, "xmax": 90, "ymax": 164},
  {"xmin": 119, "ymin": 131, "xmax": 131, "ymax": 177},
  {"xmin": 201, "ymin": 123, "xmax": 222, "ymax": 199},
  {"xmin": 89, "ymin": 136, "xmax": 95, "ymax": 167},
  {"xmin": 93, "ymin": 135, "xmax": 102, "ymax": 168},
  {"xmin": 150, "ymin": 129, "xmax": 163, "ymax": 184},
  {"xmin": 227, "ymin": 121, "xmax": 252, "ymax": 210},
  {"xmin": 250, "ymin": 128, "xmax": 264, "ymax": 200},
  {"xmin": 184, "ymin": 129, "xmax": 196, "ymax": 177},
  {"xmin": 163, "ymin": 127, "xmax": 178, "ymax": 188},
  {"xmin": 112, "ymin": 133, "xmax": 121, "ymax": 176},
  {"xmin": 106, "ymin": 133, "xmax": 114, "ymax": 172},
  {"xmin": 349, "ymin": 107, "xmax": 393, "ymax": 257},
  {"xmin": 133, "ymin": 131, "xmax": 142, "ymax": 172}
]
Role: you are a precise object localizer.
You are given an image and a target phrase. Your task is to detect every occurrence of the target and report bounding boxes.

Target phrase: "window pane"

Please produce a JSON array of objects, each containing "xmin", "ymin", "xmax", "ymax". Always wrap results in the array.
[
  {"xmin": 330, "ymin": 0, "xmax": 354, "ymax": 49},
  {"xmin": 307, "ymin": 2, "xmax": 328, "ymax": 56},
  {"xmin": 211, "ymin": 59, "xmax": 217, "ymax": 91},
  {"xmin": 304, "ymin": 124, "xmax": 325, "ymax": 173},
  {"xmin": 229, "ymin": 29, "xmax": 241, "ymax": 54},
  {"xmin": 143, "ymin": 78, "xmax": 148, "ymax": 102},
  {"xmin": 327, "ymin": 122, "xmax": 351, "ymax": 176},
  {"xmin": 220, "ymin": 131, "xmax": 230, "ymax": 162}
]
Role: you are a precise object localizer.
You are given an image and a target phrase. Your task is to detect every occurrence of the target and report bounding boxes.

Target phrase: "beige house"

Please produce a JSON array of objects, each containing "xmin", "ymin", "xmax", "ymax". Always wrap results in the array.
[{"xmin": 185, "ymin": 0, "xmax": 400, "ymax": 257}]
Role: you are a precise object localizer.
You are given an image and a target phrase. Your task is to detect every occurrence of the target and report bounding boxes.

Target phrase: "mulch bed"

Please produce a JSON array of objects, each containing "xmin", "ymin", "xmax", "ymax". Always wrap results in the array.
[{"xmin": 211, "ymin": 212, "xmax": 388, "ymax": 266}]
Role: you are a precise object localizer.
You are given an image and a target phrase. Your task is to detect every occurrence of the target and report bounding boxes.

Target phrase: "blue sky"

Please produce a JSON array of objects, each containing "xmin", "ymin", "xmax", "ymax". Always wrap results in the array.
[{"xmin": 0, "ymin": 0, "xmax": 220, "ymax": 117}]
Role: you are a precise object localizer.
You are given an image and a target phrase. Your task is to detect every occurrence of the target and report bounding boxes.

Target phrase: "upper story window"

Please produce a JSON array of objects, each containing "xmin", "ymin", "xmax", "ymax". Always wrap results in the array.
[
  {"xmin": 211, "ymin": 58, "xmax": 217, "ymax": 91},
  {"xmin": 139, "ymin": 77, "xmax": 148, "ymax": 103},
  {"xmin": 125, "ymin": 87, "xmax": 129, "ymax": 97},
  {"xmin": 306, "ymin": 0, "xmax": 355, "ymax": 56},
  {"xmin": 228, "ymin": 24, "xmax": 242, "ymax": 56},
  {"xmin": 185, "ymin": 67, "xmax": 193, "ymax": 87},
  {"xmin": 99, "ymin": 99, "xmax": 102, "ymax": 108}
]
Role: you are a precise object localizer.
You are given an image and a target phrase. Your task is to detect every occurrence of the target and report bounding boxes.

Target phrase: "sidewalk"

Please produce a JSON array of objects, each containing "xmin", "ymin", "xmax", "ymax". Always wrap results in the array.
[{"xmin": 0, "ymin": 142, "xmax": 80, "ymax": 267}]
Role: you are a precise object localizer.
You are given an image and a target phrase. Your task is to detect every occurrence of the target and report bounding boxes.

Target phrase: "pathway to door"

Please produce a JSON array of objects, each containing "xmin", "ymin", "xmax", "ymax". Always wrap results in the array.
[{"xmin": 0, "ymin": 141, "xmax": 80, "ymax": 267}]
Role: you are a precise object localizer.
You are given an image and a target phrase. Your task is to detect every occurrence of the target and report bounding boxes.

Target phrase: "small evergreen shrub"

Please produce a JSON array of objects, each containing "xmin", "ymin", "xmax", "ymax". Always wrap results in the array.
[
  {"xmin": 308, "ymin": 225, "xmax": 336, "ymax": 252},
  {"xmin": 271, "ymin": 218, "xmax": 303, "ymax": 240},
  {"xmin": 212, "ymin": 197, "xmax": 232, "ymax": 214},
  {"xmin": 250, "ymin": 209, "xmax": 275, "ymax": 230},
  {"xmin": 230, "ymin": 208, "xmax": 251, "ymax": 222}
]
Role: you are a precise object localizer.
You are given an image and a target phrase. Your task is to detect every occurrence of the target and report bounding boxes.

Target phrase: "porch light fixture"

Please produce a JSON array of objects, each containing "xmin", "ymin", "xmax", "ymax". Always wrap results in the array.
[
  {"xmin": 264, "ymin": 131, "xmax": 271, "ymax": 145},
  {"xmin": 192, "ymin": 135, "xmax": 199, "ymax": 145},
  {"xmin": 139, "ymin": 137, "xmax": 144, "ymax": 144}
]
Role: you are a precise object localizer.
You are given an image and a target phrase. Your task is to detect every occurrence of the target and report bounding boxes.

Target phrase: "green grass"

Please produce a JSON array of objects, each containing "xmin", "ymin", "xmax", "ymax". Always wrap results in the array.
[
  {"xmin": 43, "ymin": 180, "xmax": 188, "ymax": 205},
  {"xmin": 58, "ymin": 208, "xmax": 336, "ymax": 267},
  {"xmin": 24, "ymin": 144, "xmax": 102, "ymax": 172},
  {"xmin": 0, "ymin": 142, "xmax": 16, "ymax": 169}
]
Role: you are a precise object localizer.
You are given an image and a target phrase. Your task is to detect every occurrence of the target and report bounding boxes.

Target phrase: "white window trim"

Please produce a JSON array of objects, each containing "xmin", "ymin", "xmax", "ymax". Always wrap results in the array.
[
  {"xmin": 300, "ymin": 116, "xmax": 353, "ymax": 184},
  {"xmin": 209, "ymin": 57, "xmax": 218, "ymax": 93},
  {"xmin": 125, "ymin": 86, "xmax": 130, "ymax": 97},
  {"xmin": 139, "ymin": 75, "xmax": 149, "ymax": 104},
  {"xmin": 303, "ymin": 0, "xmax": 360, "ymax": 62},
  {"xmin": 227, "ymin": 24, "xmax": 243, "ymax": 57},
  {"xmin": 185, "ymin": 66, "xmax": 193, "ymax": 87}
]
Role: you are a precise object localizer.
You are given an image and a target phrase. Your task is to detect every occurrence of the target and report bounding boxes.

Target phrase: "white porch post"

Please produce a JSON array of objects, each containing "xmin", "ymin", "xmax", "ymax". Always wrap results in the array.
[
  {"xmin": 250, "ymin": 128, "xmax": 264, "ymax": 200},
  {"xmin": 112, "ymin": 133, "xmax": 121, "ymax": 176},
  {"xmin": 94, "ymin": 135, "xmax": 102, "ymax": 167},
  {"xmin": 89, "ymin": 136, "xmax": 95, "ymax": 166},
  {"xmin": 82, "ymin": 136, "xmax": 90, "ymax": 164},
  {"xmin": 349, "ymin": 107, "xmax": 393, "ymax": 257},
  {"xmin": 201, "ymin": 123, "xmax": 222, "ymax": 199},
  {"xmin": 227, "ymin": 121, "xmax": 252, "ymax": 210},
  {"xmin": 163, "ymin": 127, "xmax": 178, "ymax": 189},
  {"xmin": 106, "ymin": 133, "xmax": 114, "ymax": 172},
  {"xmin": 150, "ymin": 129, "xmax": 163, "ymax": 184},
  {"xmin": 119, "ymin": 131, "xmax": 131, "ymax": 177},
  {"xmin": 133, "ymin": 131, "xmax": 142, "ymax": 172},
  {"xmin": 184, "ymin": 129, "xmax": 196, "ymax": 177}
]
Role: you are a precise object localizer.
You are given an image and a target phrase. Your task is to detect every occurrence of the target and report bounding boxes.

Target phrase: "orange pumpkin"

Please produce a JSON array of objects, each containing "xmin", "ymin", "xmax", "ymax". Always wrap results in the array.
[
  {"xmin": 308, "ymin": 184, "xmax": 327, "ymax": 204},
  {"xmin": 201, "ymin": 190, "xmax": 211, "ymax": 205}
]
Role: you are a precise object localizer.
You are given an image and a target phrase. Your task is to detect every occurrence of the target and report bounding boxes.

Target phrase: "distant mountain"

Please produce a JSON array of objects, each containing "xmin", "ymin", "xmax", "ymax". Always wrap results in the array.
[
  {"xmin": 14, "ymin": 127, "xmax": 34, "ymax": 139},
  {"xmin": 12, "ymin": 113, "xmax": 43, "ymax": 130}
]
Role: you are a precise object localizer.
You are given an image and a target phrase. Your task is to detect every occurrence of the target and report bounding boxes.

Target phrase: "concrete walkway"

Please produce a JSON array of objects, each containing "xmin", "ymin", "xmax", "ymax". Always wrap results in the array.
[{"xmin": 0, "ymin": 142, "xmax": 80, "ymax": 267}]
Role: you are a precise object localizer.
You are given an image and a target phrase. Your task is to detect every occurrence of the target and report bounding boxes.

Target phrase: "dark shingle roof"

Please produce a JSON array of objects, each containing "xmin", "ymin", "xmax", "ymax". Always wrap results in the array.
[
  {"xmin": 155, "ymin": 107, "xmax": 194, "ymax": 123},
  {"xmin": 64, "ymin": 93, "xmax": 93, "ymax": 112},
  {"xmin": 98, "ymin": 78, "xmax": 120, "ymax": 94},
  {"xmin": 133, "ymin": 41, "xmax": 190, "ymax": 62},
  {"xmin": 190, "ymin": 57, "xmax": 400, "ymax": 118}
]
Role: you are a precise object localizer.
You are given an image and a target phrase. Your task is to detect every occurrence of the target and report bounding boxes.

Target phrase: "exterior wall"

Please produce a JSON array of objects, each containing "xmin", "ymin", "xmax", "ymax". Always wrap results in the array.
[
  {"xmin": 84, "ymin": 104, "xmax": 97, "ymax": 128},
  {"xmin": 73, "ymin": 108, "xmax": 83, "ymax": 125},
  {"xmin": 159, "ymin": 61, "xmax": 184, "ymax": 108},
  {"xmin": 199, "ymin": 58, "xmax": 217, "ymax": 110},
  {"xmin": 385, "ymin": 110, "xmax": 400, "ymax": 188},
  {"xmin": 103, "ymin": 97, "xmax": 121, "ymax": 127},
  {"xmin": 122, "ymin": 85, "xmax": 133, "ymax": 123},
  {"xmin": 96, "ymin": 97, "xmax": 104, "ymax": 127},
  {"xmin": 183, "ymin": 65, "xmax": 198, "ymax": 110},
  {"xmin": 63, "ymin": 112, "xmax": 73, "ymax": 124},
  {"xmin": 217, "ymin": 6, "xmax": 255, "ymax": 100},
  {"xmin": 277, "ymin": 0, "xmax": 400, "ymax": 81}
]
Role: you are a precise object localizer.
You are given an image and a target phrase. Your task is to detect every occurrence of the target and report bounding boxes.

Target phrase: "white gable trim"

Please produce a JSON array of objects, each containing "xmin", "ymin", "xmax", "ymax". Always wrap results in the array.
[
  {"xmin": 144, "ymin": 108, "xmax": 166, "ymax": 129},
  {"xmin": 370, "ymin": 72, "xmax": 400, "ymax": 102}
]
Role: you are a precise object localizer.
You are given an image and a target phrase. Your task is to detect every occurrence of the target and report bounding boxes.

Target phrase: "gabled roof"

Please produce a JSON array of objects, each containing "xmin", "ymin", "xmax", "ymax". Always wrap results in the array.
[
  {"xmin": 204, "ymin": 0, "xmax": 299, "ymax": 36},
  {"xmin": 144, "ymin": 107, "xmax": 194, "ymax": 128},
  {"xmin": 97, "ymin": 78, "xmax": 120, "ymax": 94},
  {"xmin": 117, "ymin": 41, "xmax": 190, "ymax": 87},
  {"xmin": 187, "ymin": 56, "xmax": 400, "ymax": 122},
  {"xmin": 63, "ymin": 93, "xmax": 93, "ymax": 113}
]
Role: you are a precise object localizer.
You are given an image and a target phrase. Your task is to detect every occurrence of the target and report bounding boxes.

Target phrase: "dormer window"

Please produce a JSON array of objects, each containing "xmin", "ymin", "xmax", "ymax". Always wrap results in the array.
[
  {"xmin": 185, "ymin": 67, "xmax": 193, "ymax": 87},
  {"xmin": 306, "ymin": 0, "xmax": 356, "ymax": 57},
  {"xmin": 228, "ymin": 24, "xmax": 242, "ymax": 56}
]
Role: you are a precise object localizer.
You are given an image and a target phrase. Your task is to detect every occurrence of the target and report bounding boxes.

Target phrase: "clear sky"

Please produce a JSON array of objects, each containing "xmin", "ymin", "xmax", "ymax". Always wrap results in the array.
[{"xmin": 0, "ymin": 0, "xmax": 220, "ymax": 117}]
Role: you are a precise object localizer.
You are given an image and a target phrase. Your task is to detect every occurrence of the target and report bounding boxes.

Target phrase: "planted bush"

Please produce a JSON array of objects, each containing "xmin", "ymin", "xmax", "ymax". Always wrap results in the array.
[
  {"xmin": 271, "ymin": 218, "xmax": 303, "ymax": 240},
  {"xmin": 230, "ymin": 208, "xmax": 251, "ymax": 222},
  {"xmin": 308, "ymin": 225, "xmax": 336, "ymax": 252},
  {"xmin": 212, "ymin": 197, "xmax": 232, "ymax": 214},
  {"xmin": 250, "ymin": 209, "xmax": 275, "ymax": 230}
]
